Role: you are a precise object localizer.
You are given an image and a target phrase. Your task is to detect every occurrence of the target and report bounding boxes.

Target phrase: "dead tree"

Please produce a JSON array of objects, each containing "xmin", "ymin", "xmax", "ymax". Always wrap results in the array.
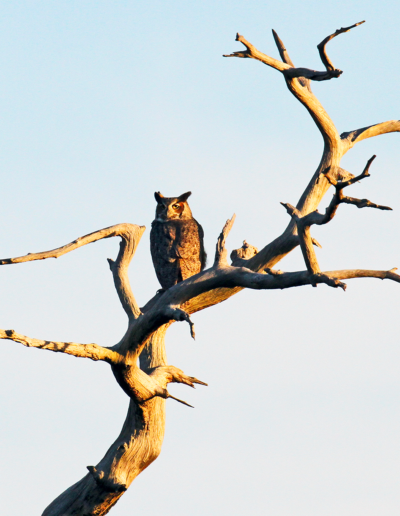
[{"xmin": 1, "ymin": 22, "xmax": 399, "ymax": 515}]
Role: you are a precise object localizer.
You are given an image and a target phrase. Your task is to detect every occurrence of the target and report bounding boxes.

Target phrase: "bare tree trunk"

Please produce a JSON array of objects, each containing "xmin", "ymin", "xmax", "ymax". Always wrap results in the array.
[
  {"xmin": 42, "ymin": 326, "xmax": 168, "ymax": 516},
  {"xmin": 1, "ymin": 22, "xmax": 399, "ymax": 515}
]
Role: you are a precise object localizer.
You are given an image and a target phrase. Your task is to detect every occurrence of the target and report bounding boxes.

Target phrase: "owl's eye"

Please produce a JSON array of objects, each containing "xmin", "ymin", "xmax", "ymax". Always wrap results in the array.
[{"xmin": 172, "ymin": 203, "xmax": 181, "ymax": 210}]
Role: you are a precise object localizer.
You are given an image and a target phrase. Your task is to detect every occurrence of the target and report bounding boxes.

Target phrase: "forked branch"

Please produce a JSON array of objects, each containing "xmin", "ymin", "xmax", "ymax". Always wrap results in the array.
[
  {"xmin": 136, "ymin": 25, "xmax": 400, "ymax": 328},
  {"xmin": 149, "ymin": 365, "xmax": 208, "ymax": 388},
  {"xmin": 286, "ymin": 21, "xmax": 364, "ymax": 81},
  {"xmin": 0, "ymin": 223, "xmax": 145, "ymax": 320},
  {"xmin": 324, "ymin": 155, "xmax": 392, "ymax": 211},
  {"xmin": 225, "ymin": 23, "xmax": 364, "ymax": 83},
  {"xmin": 223, "ymin": 33, "xmax": 289, "ymax": 72},
  {"xmin": 280, "ymin": 156, "xmax": 392, "ymax": 287}
]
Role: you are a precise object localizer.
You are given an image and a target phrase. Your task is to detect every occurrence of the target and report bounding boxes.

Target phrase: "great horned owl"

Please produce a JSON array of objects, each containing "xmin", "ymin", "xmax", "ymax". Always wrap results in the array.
[{"xmin": 150, "ymin": 191, "xmax": 206, "ymax": 291}]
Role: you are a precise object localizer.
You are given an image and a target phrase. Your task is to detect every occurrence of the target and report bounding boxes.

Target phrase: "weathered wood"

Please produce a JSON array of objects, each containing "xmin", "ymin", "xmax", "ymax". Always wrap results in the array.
[{"xmin": 0, "ymin": 23, "xmax": 399, "ymax": 515}]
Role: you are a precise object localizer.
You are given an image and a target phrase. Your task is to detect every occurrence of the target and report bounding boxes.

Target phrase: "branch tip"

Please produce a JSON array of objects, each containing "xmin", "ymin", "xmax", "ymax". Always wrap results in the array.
[
  {"xmin": 272, "ymin": 29, "xmax": 295, "ymax": 67},
  {"xmin": 313, "ymin": 273, "xmax": 347, "ymax": 291},
  {"xmin": 215, "ymin": 214, "xmax": 236, "ymax": 266},
  {"xmin": 168, "ymin": 394, "xmax": 194, "ymax": 408},
  {"xmin": 193, "ymin": 378, "xmax": 208, "ymax": 387},
  {"xmin": 280, "ymin": 202, "xmax": 299, "ymax": 218},
  {"xmin": 181, "ymin": 311, "xmax": 195, "ymax": 339},
  {"xmin": 312, "ymin": 238, "xmax": 322, "ymax": 249},
  {"xmin": 107, "ymin": 258, "xmax": 114, "ymax": 270}
]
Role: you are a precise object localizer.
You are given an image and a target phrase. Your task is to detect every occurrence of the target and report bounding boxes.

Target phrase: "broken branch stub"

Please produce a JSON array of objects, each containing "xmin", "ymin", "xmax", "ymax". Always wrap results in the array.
[{"xmin": 214, "ymin": 214, "xmax": 236, "ymax": 266}]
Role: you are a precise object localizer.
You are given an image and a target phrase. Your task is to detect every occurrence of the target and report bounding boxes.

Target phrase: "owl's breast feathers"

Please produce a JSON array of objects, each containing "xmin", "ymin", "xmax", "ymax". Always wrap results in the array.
[{"xmin": 150, "ymin": 219, "xmax": 206, "ymax": 290}]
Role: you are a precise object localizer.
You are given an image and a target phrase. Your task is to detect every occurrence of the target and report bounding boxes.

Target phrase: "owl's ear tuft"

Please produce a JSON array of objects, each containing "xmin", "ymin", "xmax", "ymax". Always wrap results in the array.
[
  {"xmin": 154, "ymin": 192, "xmax": 164, "ymax": 203},
  {"xmin": 178, "ymin": 191, "xmax": 192, "ymax": 202}
]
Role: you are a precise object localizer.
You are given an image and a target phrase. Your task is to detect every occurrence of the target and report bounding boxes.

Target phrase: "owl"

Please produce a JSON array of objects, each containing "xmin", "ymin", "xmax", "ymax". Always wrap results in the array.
[{"xmin": 150, "ymin": 191, "xmax": 207, "ymax": 291}]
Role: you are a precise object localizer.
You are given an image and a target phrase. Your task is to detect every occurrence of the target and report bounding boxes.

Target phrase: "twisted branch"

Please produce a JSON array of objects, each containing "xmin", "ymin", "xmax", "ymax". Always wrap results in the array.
[{"xmin": 317, "ymin": 21, "xmax": 365, "ymax": 74}]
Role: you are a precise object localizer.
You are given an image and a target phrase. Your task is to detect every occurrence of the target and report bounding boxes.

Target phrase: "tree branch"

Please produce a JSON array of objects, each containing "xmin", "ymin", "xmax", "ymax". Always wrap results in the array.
[
  {"xmin": 106, "ymin": 225, "xmax": 145, "ymax": 320},
  {"xmin": 0, "ymin": 223, "xmax": 143, "ymax": 265},
  {"xmin": 271, "ymin": 29, "xmax": 294, "ymax": 67},
  {"xmin": 43, "ymin": 325, "xmax": 170, "ymax": 515},
  {"xmin": 227, "ymin": 266, "xmax": 400, "ymax": 290},
  {"xmin": 149, "ymin": 365, "xmax": 207, "ymax": 389},
  {"xmin": 279, "ymin": 156, "xmax": 392, "ymax": 286},
  {"xmin": 167, "ymin": 264, "xmax": 400, "ymax": 296},
  {"xmin": 214, "ymin": 214, "xmax": 236, "ymax": 266},
  {"xmin": 223, "ymin": 33, "xmax": 290, "ymax": 72},
  {"xmin": 139, "ymin": 217, "xmax": 400, "ymax": 325},
  {"xmin": 224, "ymin": 31, "xmax": 340, "ymax": 150},
  {"xmin": 317, "ymin": 21, "xmax": 365, "ymax": 74},
  {"xmin": 0, "ymin": 223, "xmax": 145, "ymax": 320},
  {"xmin": 341, "ymin": 120, "xmax": 400, "ymax": 152},
  {"xmin": 323, "ymin": 155, "xmax": 392, "ymax": 211},
  {"xmin": 271, "ymin": 29, "xmax": 311, "ymax": 91},
  {"xmin": 0, "ymin": 329, "xmax": 118, "ymax": 363},
  {"xmin": 283, "ymin": 67, "xmax": 341, "ymax": 82},
  {"xmin": 280, "ymin": 203, "xmax": 323, "ymax": 282},
  {"xmin": 7, "ymin": 25, "xmax": 398, "ymax": 515},
  {"xmin": 187, "ymin": 26, "xmax": 397, "ymax": 316},
  {"xmin": 326, "ymin": 267, "xmax": 399, "ymax": 282},
  {"xmin": 226, "ymin": 23, "xmax": 365, "ymax": 84}
]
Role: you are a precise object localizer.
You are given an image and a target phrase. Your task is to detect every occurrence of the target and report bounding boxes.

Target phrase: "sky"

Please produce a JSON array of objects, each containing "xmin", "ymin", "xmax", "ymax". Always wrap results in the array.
[{"xmin": 0, "ymin": 1, "xmax": 399, "ymax": 515}]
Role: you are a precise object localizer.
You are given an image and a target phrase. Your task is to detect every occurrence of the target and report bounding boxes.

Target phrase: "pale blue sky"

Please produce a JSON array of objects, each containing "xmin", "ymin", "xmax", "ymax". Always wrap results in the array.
[{"xmin": 0, "ymin": 1, "xmax": 399, "ymax": 515}]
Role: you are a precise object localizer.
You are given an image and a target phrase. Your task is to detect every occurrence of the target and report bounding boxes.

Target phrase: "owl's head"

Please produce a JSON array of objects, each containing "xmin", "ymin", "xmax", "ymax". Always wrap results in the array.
[{"xmin": 154, "ymin": 191, "xmax": 193, "ymax": 221}]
